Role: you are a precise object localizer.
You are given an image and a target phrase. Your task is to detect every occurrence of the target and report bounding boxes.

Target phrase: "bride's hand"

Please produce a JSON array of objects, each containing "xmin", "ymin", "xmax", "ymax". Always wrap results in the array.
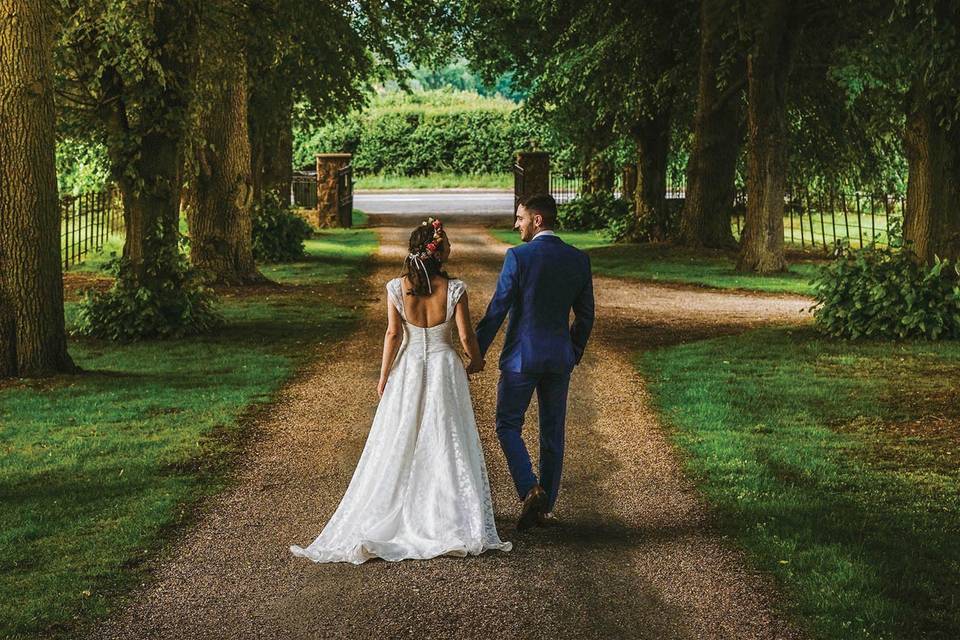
[
  {"xmin": 377, "ymin": 376, "xmax": 388, "ymax": 397},
  {"xmin": 465, "ymin": 358, "xmax": 485, "ymax": 375}
]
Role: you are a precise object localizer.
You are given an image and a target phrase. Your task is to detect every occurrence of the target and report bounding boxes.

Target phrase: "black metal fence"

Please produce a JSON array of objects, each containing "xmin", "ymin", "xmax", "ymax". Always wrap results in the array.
[
  {"xmin": 61, "ymin": 186, "xmax": 123, "ymax": 269},
  {"xmin": 731, "ymin": 187, "xmax": 905, "ymax": 250},
  {"xmin": 291, "ymin": 171, "xmax": 318, "ymax": 208},
  {"xmin": 549, "ymin": 172, "xmax": 683, "ymax": 204},
  {"xmin": 547, "ymin": 172, "xmax": 903, "ymax": 251},
  {"xmin": 337, "ymin": 165, "xmax": 354, "ymax": 227}
]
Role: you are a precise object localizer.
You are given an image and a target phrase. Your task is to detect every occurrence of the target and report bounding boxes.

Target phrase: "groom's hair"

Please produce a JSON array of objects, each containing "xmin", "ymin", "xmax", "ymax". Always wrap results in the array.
[{"xmin": 521, "ymin": 193, "xmax": 558, "ymax": 228}]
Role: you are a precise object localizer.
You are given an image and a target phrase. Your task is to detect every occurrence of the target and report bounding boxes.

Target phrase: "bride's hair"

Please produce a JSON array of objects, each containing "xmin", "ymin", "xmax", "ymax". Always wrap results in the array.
[{"xmin": 404, "ymin": 222, "xmax": 451, "ymax": 296}]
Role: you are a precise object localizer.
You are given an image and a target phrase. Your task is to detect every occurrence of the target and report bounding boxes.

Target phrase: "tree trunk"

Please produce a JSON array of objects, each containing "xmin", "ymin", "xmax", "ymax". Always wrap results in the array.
[
  {"xmin": 630, "ymin": 108, "xmax": 671, "ymax": 241},
  {"xmin": 98, "ymin": 1, "xmax": 201, "ymax": 292},
  {"xmin": 903, "ymin": 87, "xmax": 960, "ymax": 264},
  {"xmin": 584, "ymin": 154, "xmax": 614, "ymax": 194},
  {"xmin": 0, "ymin": 0, "xmax": 76, "ymax": 377},
  {"xmin": 737, "ymin": 0, "xmax": 798, "ymax": 273},
  {"xmin": 249, "ymin": 84, "xmax": 294, "ymax": 204},
  {"xmin": 187, "ymin": 56, "xmax": 263, "ymax": 284},
  {"xmin": 114, "ymin": 130, "xmax": 183, "ymax": 285},
  {"xmin": 679, "ymin": 0, "xmax": 742, "ymax": 249}
]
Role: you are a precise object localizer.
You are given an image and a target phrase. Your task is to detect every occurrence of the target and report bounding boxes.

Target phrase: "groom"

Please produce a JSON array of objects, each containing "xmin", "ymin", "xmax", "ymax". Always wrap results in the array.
[{"xmin": 476, "ymin": 193, "xmax": 595, "ymax": 531}]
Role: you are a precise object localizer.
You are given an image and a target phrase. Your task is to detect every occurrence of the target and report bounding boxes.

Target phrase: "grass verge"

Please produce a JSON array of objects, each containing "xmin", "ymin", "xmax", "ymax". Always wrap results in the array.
[
  {"xmin": 355, "ymin": 172, "xmax": 511, "ymax": 190},
  {"xmin": 637, "ymin": 327, "xmax": 960, "ymax": 639},
  {"xmin": 1, "ymin": 227, "xmax": 378, "ymax": 639},
  {"xmin": 488, "ymin": 229, "xmax": 821, "ymax": 296}
]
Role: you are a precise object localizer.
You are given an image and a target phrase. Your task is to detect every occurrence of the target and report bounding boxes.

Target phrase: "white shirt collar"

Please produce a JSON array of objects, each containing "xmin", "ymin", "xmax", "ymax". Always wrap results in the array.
[{"xmin": 532, "ymin": 229, "xmax": 556, "ymax": 240}]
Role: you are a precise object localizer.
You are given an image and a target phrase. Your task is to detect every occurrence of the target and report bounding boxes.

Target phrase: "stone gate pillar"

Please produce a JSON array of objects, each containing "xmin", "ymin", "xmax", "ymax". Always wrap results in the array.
[
  {"xmin": 514, "ymin": 151, "xmax": 550, "ymax": 212},
  {"xmin": 316, "ymin": 153, "xmax": 352, "ymax": 228}
]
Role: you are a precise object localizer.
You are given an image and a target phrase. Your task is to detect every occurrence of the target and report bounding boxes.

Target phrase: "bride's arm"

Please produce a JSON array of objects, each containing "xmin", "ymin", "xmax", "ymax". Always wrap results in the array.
[
  {"xmin": 378, "ymin": 298, "xmax": 403, "ymax": 397},
  {"xmin": 454, "ymin": 292, "xmax": 484, "ymax": 375}
]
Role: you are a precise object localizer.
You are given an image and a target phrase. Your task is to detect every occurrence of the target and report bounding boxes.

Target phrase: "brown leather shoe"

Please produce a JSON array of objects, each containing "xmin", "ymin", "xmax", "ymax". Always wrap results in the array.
[
  {"xmin": 517, "ymin": 485, "xmax": 546, "ymax": 531},
  {"xmin": 536, "ymin": 511, "xmax": 558, "ymax": 527}
]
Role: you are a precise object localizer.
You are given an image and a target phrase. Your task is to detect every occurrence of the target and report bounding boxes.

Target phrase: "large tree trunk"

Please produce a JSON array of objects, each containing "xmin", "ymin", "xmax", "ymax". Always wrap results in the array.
[
  {"xmin": 679, "ymin": 0, "xmax": 742, "ymax": 249},
  {"xmin": 0, "ymin": 0, "xmax": 76, "ymax": 377},
  {"xmin": 187, "ymin": 56, "xmax": 263, "ymax": 285},
  {"xmin": 114, "ymin": 130, "xmax": 183, "ymax": 285},
  {"xmin": 99, "ymin": 1, "xmax": 201, "ymax": 292},
  {"xmin": 249, "ymin": 84, "xmax": 294, "ymax": 204},
  {"xmin": 737, "ymin": 0, "xmax": 799, "ymax": 273},
  {"xmin": 903, "ymin": 87, "xmax": 960, "ymax": 264},
  {"xmin": 629, "ymin": 108, "xmax": 671, "ymax": 241}
]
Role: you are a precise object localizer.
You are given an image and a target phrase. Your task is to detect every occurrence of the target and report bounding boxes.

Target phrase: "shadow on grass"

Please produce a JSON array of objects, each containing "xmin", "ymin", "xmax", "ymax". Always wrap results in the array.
[{"xmin": 638, "ymin": 327, "xmax": 960, "ymax": 639}]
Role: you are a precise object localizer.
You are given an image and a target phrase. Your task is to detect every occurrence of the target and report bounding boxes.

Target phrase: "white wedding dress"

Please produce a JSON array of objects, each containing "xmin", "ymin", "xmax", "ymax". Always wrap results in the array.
[{"xmin": 290, "ymin": 277, "xmax": 512, "ymax": 564}]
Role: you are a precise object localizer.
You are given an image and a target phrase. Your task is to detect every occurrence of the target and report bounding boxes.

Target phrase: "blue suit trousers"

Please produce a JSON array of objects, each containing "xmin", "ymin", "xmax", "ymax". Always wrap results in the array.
[{"xmin": 495, "ymin": 370, "xmax": 570, "ymax": 511}]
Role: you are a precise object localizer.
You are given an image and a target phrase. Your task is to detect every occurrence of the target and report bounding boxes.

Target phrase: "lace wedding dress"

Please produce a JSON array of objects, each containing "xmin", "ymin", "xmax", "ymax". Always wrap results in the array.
[{"xmin": 290, "ymin": 277, "xmax": 512, "ymax": 564}]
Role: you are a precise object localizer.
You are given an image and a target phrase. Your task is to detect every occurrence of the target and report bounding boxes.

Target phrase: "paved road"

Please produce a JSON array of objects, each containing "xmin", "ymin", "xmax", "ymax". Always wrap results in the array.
[{"xmin": 354, "ymin": 189, "xmax": 514, "ymax": 216}]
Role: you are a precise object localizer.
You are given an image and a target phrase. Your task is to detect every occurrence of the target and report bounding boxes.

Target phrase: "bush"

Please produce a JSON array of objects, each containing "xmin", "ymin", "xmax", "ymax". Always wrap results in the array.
[
  {"xmin": 557, "ymin": 193, "xmax": 633, "ymax": 240},
  {"xmin": 75, "ymin": 240, "xmax": 223, "ymax": 341},
  {"xmin": 811, "ymin": 242, "xmax": 960, "ymax": 340},
  {"xmin": 293, "ymin": 89, "xmax": 540, "ymax": 176},
  {"xmin": 252, "ymin": 195, "xmax": 313, "ymax": 263},
  {"xmin": 56, "ymin": 139, "xmax": 111, "ymax": 196}
]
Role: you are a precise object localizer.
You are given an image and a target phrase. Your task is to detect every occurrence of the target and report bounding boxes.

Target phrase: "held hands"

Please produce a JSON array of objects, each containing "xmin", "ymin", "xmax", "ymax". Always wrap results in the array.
[{"xmin": 465, "ymin": 358, "xmax": 485, "ymax": 376}]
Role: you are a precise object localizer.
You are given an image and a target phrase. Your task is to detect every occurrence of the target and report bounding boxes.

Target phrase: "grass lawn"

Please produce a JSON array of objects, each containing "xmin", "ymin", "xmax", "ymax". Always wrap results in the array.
[
  {"xmin": 355, "ymin": 172, "xmax": 511, "ymax": 190},
  {"xmin": 1, "ymin": 227, "xmax": 377, "ymax": 640},
  {"xmin": 638, "ymin": 328, "xmax": 960, "ymax": 640},
  {"xmin": 488, "ymin": 229, "xmax": 822, "ymax": 296}
]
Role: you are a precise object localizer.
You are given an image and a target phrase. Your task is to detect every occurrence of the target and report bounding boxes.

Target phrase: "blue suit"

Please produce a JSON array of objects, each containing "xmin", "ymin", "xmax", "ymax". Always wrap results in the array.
[{"xmin": 476, "ymin": 233, "xmax": 594, "ymax": 510}]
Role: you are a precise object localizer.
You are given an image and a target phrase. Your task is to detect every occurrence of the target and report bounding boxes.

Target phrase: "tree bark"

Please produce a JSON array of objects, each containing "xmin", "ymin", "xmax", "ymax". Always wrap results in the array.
[
  {"xmin": 583, "ymin": 154, "xmax": 615, "ymax": 194},
  {"xmin": 97, "ymin": 1, "xmax": 201, "ymax": 292},
  {"xmin": 630, "ymin": 108, "xmax": 671, "ymax": 241},
  {"xmin": 903, "ymin": 87, "xmax": 960, "ymax": 264},
  {"xmin": 737, "ymin": 0, "xmax": 799, "ymax": 273},
  {"xmin": 249, "ymin": 83, "xmax": 294, "ymax": 204},
  {"xmin": 0, "ymin": 0, "xmax": 76, "ymax": 377},
  {"xmin": 679, "ymin": 0, "xmax": 742, "ymax": 249},
  {"xmin": 112, "ymin": 129, "xmax": 183, "ymax": 285},
  {"xmin": 187, "ymin": 55, "xmax": 263, "ymax": 284}
]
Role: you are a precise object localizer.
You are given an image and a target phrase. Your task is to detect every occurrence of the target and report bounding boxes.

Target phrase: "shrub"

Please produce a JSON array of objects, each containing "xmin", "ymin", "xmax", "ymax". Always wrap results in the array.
[
  {"xmin": 293, "ymin": 89, "xmax": 545, "ymax": 176},
  {"xmin": 252, "ymin": 195, "xmax": 313, "ymax": 263},
  {"xmin": 811, "ymin": 242, "xmax": 960, "ymax": 340},
  {"xmin": 75, "ymin": 239, "xmax": 223, "ymax": 341},
  {"xmin": 557, "ymin": 193, "xmax": 633, "ymax": 240}
]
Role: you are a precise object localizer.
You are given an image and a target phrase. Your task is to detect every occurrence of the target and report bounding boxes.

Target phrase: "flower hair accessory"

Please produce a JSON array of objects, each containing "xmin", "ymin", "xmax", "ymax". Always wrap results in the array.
[
  {"xmin": 407, "ymin": 217, "xmax": 445, "ymax": 294},
  {"xmin": 421, "ymin": 217, "xmax": 444, "ymax": 255}
]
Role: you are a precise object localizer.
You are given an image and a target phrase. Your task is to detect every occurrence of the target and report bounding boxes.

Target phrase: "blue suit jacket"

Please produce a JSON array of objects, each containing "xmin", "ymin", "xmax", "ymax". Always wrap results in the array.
[{"xmin": 476, "ymin": 234, "xmax": 594, "ymax": 373}]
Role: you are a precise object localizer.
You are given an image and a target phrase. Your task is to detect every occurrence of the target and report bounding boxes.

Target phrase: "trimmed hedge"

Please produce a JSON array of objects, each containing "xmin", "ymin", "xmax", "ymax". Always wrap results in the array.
[{"xmin": 294, "ymin": 90, "xmax": 540, "ymax": 176}]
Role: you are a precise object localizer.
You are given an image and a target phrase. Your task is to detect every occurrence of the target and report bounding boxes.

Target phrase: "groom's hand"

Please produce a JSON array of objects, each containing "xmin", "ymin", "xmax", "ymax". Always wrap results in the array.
[{"xmin": 465, "ymin": 358, "xmax": 485, "ymax": 375}]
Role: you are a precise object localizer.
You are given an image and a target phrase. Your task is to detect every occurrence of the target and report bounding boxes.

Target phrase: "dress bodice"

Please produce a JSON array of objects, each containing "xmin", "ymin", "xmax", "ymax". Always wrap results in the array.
[{"xmin": 386, "ymin": 278, "xmax": 467, "ymax": 357}]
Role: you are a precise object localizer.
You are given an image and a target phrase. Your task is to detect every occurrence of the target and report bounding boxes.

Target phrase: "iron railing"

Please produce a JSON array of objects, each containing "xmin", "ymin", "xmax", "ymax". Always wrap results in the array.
[
  {"xmin": 291, "ymin": 171, "xmax": 318, "ymax": 209},
  {"xmin": 731, "ymin": 187, "xmax": 905, "ymax": 250},
  {"xmin": 61, "ymin": 186, "xmax": 123, "ymax": 269},
  {"xmin": 337, "ymin": 165, "xmax": 354, "ymax": 227}
]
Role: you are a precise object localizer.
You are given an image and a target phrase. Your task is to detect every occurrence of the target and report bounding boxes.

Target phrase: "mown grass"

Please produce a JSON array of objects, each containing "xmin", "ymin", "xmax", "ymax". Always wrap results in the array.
[
  {"xmin": 69, "ymin": 210, "xmax": 369, "ymax": 276},
  {"xmin": 1, "ymin": 227, "xmax": 378, "ymax": 640},
  {"xmin": 488, "ymin": 229, "xmax": 821, "ymax": 296},
  {"xmin": 355, "ymin": 172, "xmax": 511, "ymax": 190},
  {"xmin": 638, "ymin": 327, "xmax": 960, "ymax": 640}
]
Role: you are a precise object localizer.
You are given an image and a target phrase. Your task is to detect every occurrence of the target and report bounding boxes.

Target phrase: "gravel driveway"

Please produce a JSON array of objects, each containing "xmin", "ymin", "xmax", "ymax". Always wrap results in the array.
[{"xmin": 89, "ymin": 224, "xmax": 810, "ymax": 640}]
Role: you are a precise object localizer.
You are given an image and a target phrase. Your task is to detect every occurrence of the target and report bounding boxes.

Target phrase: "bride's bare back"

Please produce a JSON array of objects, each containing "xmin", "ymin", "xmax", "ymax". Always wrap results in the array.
[{"xmin": 399, "ymin": 275, "xmax": 449, "ymax": 328}]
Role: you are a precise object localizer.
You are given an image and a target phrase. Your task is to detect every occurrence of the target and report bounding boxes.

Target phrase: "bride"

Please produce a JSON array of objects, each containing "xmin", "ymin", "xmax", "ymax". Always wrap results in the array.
[{"xmin": 290, "ymin": 218, "xmax": 512, "ymax": 564}]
